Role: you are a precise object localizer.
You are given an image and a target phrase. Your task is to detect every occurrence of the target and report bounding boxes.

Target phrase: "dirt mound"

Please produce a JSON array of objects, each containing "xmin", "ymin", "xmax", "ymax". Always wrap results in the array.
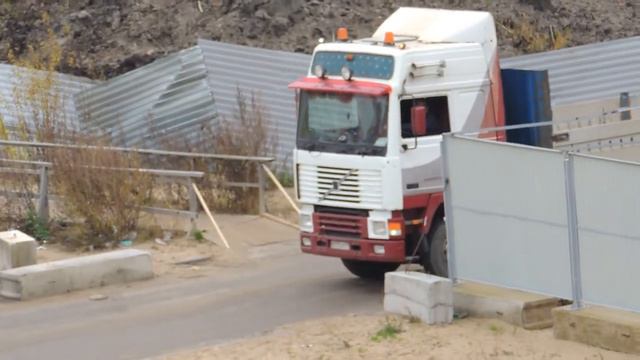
[{"xmin": 1, "ymin": 0, "xmax": 638, "ymax": 79}]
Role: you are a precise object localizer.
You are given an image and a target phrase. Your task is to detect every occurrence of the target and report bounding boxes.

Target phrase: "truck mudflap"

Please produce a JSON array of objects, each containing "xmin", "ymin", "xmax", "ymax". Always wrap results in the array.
[{"xmin": 300, "ymin": 233, "xmax": 405, "ymax": 263}]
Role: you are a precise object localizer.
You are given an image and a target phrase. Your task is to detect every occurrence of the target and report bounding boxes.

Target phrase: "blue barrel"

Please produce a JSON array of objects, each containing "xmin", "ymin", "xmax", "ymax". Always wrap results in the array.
[{"xmin": 501, "ymin": 69, "xmax": 552, "ymax": 147}]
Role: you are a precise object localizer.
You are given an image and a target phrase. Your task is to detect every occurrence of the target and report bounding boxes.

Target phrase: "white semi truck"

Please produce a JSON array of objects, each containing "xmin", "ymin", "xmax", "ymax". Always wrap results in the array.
[{"xmin": 289, "ymin": 8, "xmax": 506, "ymax": 278}]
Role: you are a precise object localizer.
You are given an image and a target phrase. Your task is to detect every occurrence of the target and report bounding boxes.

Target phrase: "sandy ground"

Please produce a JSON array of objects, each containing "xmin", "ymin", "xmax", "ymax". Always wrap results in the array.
[
  {"xmin": 162, "ymin": 314, "xmax": 637, "ymax": 360},
  {"xmin": 36, "ymin": 201, "xmax": 299, "ymax": 279},
  {"xmin": 264, "ymin": 187, "xmax": 299, "ymax": 224}
]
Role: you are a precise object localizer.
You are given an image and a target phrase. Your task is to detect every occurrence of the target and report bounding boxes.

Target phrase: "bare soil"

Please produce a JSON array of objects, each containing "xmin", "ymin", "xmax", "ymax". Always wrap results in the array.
[
  {"xmin": 1, "ymin": 1, "xmax": 639, "ymax": 79},
  {"xmin": 162, "ymin": 314, "xmax": 638, "ymax": 360},
  {"xmin": 36, "ymin": 211, "xmax": 299, "ymax": 278}
]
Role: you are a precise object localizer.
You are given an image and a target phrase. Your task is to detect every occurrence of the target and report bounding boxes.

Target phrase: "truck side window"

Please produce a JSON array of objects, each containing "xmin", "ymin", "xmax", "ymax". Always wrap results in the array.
[{"xmin": 400, "ymin": 96, "xmax": 450, "ymax": 138}]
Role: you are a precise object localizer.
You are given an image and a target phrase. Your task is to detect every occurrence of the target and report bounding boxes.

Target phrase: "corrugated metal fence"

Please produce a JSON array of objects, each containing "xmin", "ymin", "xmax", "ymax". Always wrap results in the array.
[
  {"xmin": 501, "ymin": 36, "xmax": 640, "ymax": 106},
  {"xmin": 76, "ymin": 46, "xmax": 217, "ymax": 149},
  {"xmin": 0, "ymin": 63, "xmax": 96, "ymax": 130},
  {"xmin": 198, "ymin": 39, "xmax": 309, "ymax": 171},
  {"xmin": 67, "ymin": 36, "xmax": 640, "ymax": 171}
]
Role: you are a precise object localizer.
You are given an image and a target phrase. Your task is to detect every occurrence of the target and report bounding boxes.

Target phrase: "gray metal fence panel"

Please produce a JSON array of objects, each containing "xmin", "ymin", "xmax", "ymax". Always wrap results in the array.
[
  {"xmin": 0, "ymin": 63, "xmax": 96, "ymax": 130},
  {"xmin": 198, "ymin": 39, "xmax": 311, "ymax": 171},
  {"xmin": 75, "ymin": 46, "xmax": 218, "ymax": 149},
  {"xmin": 501, "ymin": 36, "xmax": 640, "ymax": 106},
  {"xmin": 573, "ymin": 154, "xmax": 640, "ymax": 312},
  {"xmin": 444, "ymin": 135, "xmax": 573, "ymax": 299}
]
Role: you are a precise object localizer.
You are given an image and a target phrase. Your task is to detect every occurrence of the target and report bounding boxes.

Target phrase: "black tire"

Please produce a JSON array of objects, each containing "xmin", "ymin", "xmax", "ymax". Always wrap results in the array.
[
  {"xmin": 428, "ymin": 219, "xmax": 448, "ymax": 277},
  {"xmin": 341, "ymin": 259, "xmax": 400, "ymax": 280}
]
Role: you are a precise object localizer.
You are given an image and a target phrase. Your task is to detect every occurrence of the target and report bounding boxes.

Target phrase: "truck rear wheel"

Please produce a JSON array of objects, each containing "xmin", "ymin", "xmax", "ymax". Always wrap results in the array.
[
  {"xmin": 428, "ymin": 219, "xmax": 448, "ymax": 277},
  {"xmin": 341, "ymin": 259, "xmax": 399, "ymax": 280}
]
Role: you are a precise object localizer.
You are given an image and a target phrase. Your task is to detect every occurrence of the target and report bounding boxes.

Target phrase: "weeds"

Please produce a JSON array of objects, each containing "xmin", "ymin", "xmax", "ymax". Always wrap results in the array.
[
  {"xmin": 192, "ymin": 228, "xmax": 206, "ymax": 242},
  {"xmin": 371, "ymin": 317, "xmax": 403, "ymax": 342},
  {"xmin": 22, "ymin": 209, "xmax": 49, "ymax": 242},
  {"xmin": 277, "ymin": 171, "xmax": 294, "ymax": 188},
  {"xmin": 0, "ymin": 13, "xmax": 277, "ymax": 249},
  {"xmin": 0, "ymin": 15, "xmax": 153, "ymax": 249},
  {"xmin": 505, "ymin": 19, "xmax": 572, "ymax": 53},
  {"xmin": 49, "ymin": 142, "xmax": 154, "ymax": 248},
  {"xmin": 488, "ymin": 323, "xmax": 504, "ymax": 335},
  {"xmin": 210, "ymin": 88, "xmax": 277, "ymax": 213}
]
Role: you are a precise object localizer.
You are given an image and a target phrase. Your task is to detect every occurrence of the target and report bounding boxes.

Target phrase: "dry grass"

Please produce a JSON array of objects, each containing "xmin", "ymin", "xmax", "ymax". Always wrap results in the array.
[
  {"xmin": 503, "ymin": 19, "xmax": 572, "ymax": 53},
  {"xmin": 147, "ymin": 87, "xmax": 277, "ymax": 214},
  {"xmin": 211, "ymin": 88, "xmax": 277, "ymax": 213},
  {"xmin": 0, "ymin": 14, "xmax": 154, "ymax": 248},
  {"xmin": 0, "ymin": 14, "xmax": 277, "ymax": 248},
  {"xmin": 48, "ymin": 142, "xmax": 154, "ymax": 248}
]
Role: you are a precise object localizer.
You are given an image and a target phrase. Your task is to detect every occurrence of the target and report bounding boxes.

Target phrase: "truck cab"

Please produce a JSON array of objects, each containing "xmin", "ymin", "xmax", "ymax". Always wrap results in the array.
[{"xmin": 289, "ymin": 8, "xmax": 505, "ymax": 278}]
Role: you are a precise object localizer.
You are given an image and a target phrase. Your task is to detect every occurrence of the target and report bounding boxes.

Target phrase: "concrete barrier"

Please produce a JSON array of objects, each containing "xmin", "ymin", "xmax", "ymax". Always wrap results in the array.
[
  {"xmin": 0, "ymin": 249, "xmax": 153, "ymax": 300},
  {"xmin": 553, "ymin": 305, "xmax": 640, "ymax": 355},
  {"xmin": 454, "ymin": 281, "xmax": 565, "ymax": 329},
  {"xmin": 0, "ymin": 230, "xmax": 37, "ymax": 270},
  {"xmin": 384, "ymin": 271, "xmax": 453, "ymax": 325}
]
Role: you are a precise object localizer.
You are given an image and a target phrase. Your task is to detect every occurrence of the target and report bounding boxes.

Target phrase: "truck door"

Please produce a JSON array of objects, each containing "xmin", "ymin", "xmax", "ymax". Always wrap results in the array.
[{"xmin": 400, "ymin": 96, "xmax": 451, "ymax": 196}]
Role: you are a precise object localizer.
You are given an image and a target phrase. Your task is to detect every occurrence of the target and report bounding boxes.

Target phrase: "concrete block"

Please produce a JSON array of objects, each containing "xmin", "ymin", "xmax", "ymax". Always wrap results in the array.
[
  {"xmin": 553, "ymin": 305, "xmax": 640, "ymax": 355},
  {"xmin": 0, "ymin": 230, "xmax": 37, "ymax": 270},
  {"xmin": 454, "ymin": 281, "xmax": 565, "ymax": 329},
  {"xmin": 0, "ymin": 249, "xmax": 153, "ymax": 300},
  {"xmin": 384, "ymin": 271, "xmax": 453, "ymax": 325}
]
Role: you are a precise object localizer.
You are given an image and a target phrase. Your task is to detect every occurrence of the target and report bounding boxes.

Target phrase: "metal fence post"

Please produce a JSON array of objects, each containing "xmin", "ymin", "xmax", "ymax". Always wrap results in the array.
[
  {"xmin": 187, "ymin": 178, "xmax": 199, "ymax": 232},
  {"xmin": 563, "ymin": 152, "xmax": 584, "ymax": 309},
  {"xmin": 36, "ymin": 165, "xmax": 49, "ymax": 222},
  {"xmin": 620, "ymin": 92, "xmax": 631, "ymax": 121},
  {"xmin": 257, "ymin": 162, "xmax": 266, "ymax": 215},
  {"xmin": 440, "ymin": 134, "xmax": 458, "ymax": 283}
]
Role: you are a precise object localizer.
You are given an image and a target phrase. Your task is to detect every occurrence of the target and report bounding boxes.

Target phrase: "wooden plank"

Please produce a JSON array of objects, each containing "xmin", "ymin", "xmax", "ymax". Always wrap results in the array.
[
  {"xmin": 261, "ymin": 164, "xmax": 300, "ymax": 214},
  {"xmin": 261, "ymin": 213, "xmax": 298, "ymax": 230},
  {"xmin": 191, "ymin": 183, "xmax": 230, "ymax": 249}
]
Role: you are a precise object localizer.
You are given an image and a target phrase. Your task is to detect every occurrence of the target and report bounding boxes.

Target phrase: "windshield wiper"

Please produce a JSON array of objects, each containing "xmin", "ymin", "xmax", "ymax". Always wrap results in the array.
[
  {"xmin": 303, "ymin": 142, "xmax": 326, "ymax": 151},
  {"xmin": 355, "ymin": 145, "xmax": 378, "ymax": 156}
]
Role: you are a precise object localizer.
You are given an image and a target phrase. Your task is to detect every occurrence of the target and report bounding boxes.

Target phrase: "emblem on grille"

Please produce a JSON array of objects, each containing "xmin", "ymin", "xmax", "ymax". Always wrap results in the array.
[{"xmin": 318, "ymin": 168, "xmax": 357, "ymax": 202}]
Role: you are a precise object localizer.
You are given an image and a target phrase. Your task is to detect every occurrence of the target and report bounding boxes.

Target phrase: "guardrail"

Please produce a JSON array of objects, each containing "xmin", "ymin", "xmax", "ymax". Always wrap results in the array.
[
  {"xmin": 0, "ymin": 140, "xmax": 298, "ymax": 235},
  {"xmin": 0, "ymin": 158, "xmax": 204, "ymax": 225}
]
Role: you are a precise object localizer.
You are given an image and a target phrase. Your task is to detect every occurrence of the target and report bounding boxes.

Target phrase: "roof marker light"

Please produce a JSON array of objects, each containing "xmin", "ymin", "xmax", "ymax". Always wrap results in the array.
[
  {"xmin": 384, "ymin": 32, "xmax": 395, "ymax": 46},
  {"xmin": 337, "ymin": 27, "xmax": 349, "ymax": 41}
]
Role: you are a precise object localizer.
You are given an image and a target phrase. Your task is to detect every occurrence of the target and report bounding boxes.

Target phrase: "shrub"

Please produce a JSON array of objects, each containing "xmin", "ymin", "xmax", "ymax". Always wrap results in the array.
[
  {"xmin": 509, "ymin": 20, "xmax": 572, "ymax": 53},
  {"xmin": 1, "ymin": 14, "xmax": 154, "ymax": 248},
  {"xmin": 48, "ymin": 142, "xmax": 154, "ymax": 248}
]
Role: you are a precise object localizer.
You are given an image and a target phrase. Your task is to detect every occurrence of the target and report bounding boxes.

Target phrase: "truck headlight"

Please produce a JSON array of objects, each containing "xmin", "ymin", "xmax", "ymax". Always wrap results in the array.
[
  {"xmin": 301, "ymin": 237, "xmax": 312, "ymax": 247},
  {"xmin": 372, "ymin": 221, "xmax": 388, "ymax": 236},
  {"xmin": 299, "ymin": 213, "xmax": 313, "ymax": 232}
]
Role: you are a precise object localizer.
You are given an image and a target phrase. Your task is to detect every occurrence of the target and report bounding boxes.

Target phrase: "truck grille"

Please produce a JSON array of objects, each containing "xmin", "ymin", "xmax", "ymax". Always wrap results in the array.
[
  {"xmin": 315, "ymin": 212, "xmax": 367, "ymax": 238},
  {"xmin": 298, "ymin": 165, "xmax": 383, "ymax": 208}
]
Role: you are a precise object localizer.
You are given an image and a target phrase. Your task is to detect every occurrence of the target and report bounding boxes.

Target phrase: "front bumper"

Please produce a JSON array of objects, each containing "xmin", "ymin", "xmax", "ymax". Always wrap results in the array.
[{"xmin": 300, "ymin": 233, "xmax": 405, "ymax": 263}]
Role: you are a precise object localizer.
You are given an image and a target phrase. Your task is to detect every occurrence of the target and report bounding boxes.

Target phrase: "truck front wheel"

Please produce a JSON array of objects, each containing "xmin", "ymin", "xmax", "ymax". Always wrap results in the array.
[
  {"xmin": 428, "ymin": 219, "xmax": 448, "ymax": 277},
  {"xmin": 341, "ymin": 259, "xmax": 399, "ymax": 280}
]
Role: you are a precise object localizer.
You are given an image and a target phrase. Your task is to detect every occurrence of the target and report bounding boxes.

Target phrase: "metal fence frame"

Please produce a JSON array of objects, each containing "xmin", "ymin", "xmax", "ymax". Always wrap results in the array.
[
  {"xmin": 442, "ymin": 131, "xmax": 640, "ymax": 312},
  {"xmin": 0, "ymin": 140, "xmax": 299, "ymax": 232},
  {"xmin": 0, "ymin": 158, "xmax": 205, "ymax": 229}
]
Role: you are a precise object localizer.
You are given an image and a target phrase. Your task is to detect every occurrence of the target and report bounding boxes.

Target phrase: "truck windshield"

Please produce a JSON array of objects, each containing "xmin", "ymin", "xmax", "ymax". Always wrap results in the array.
[{"xmin": 297, "ymin": 91, "xmax": 388, "ymax": 156}]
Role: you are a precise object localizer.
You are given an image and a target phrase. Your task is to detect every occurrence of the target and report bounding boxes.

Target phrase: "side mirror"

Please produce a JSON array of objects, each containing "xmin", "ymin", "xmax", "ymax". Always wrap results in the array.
[{"xmin": 411, "ymin": 105, "xmax": 427, "ymax": 137}]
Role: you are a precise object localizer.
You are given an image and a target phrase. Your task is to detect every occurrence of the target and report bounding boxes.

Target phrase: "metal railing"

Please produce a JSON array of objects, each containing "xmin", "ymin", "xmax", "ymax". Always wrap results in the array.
[
  {"xmin": 0, "ymin": 140, "xmax": 298, "ymax": 235},
  {"xmin": 0, "ymin": 158, "xmax": 204, "ymax": 225}
]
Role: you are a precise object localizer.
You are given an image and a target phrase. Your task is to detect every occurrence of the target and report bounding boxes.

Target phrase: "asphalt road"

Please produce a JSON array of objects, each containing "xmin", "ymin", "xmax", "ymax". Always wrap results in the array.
[{"xmin": 0, "ymin": 241, "xmax": 384, "ymax": 360}]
